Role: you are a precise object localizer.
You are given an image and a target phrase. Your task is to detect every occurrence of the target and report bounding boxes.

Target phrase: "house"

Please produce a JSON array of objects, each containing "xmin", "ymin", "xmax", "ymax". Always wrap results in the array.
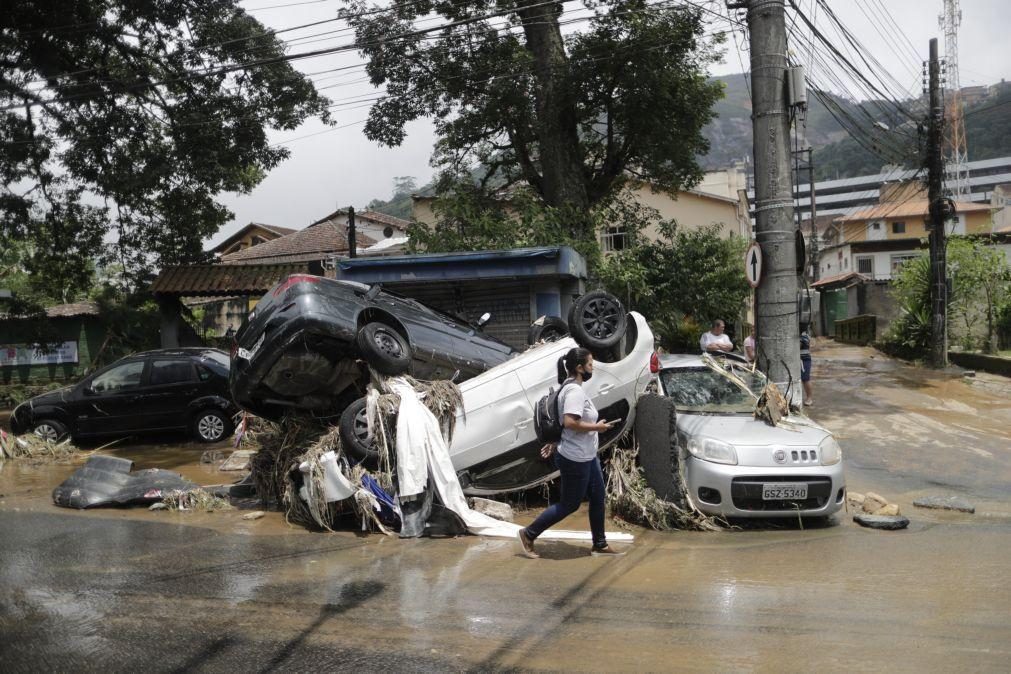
[
  {"xmin": 818, "ymin": 181, "xmax": 992, "ymax": 281},
  {"xmin": 219, "ymin": 219, "xmax": 377, "ymax": 271},
  {"xmin": 307, "ymin": 208, "xmax": 411, "ymax": 245},
  {"xmin": 210, "ymin": 222, "xmax": 297, "ymax": 258}
]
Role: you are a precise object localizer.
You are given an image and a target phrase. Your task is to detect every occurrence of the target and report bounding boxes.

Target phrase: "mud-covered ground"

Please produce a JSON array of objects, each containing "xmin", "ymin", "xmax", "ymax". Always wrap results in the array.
[{"xmin": 1, "ymin": 342, "xmax": 1009, "ymax": 672}]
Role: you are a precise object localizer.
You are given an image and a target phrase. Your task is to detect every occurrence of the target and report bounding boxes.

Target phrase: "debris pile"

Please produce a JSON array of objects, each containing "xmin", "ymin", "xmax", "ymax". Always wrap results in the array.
[
  {"xmin": 162, "ymin": 488, "xmax": 233, "ymax": 512},
  {"xmin": 848, "ymin": 491, "xmax": 910, "ymax": 530},
  {"xmin": 0, "ymin": 429, "xmax": 79, "ymax": 461}
]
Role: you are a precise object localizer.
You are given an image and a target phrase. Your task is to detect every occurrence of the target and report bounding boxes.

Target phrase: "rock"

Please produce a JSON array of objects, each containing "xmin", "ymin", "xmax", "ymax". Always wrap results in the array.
[
  {"xmin": 200, "ymin": 450, "xmax": 225, "ymax": 464},
  {"xmin": 148, "ymin": 502, "xmax": 168, "ymax": 511},
  {"xmin": 912, "ymin": 495, "xmax": 975, "ymax": 514},
  {"xmin": 846, "ymin": 492, "xmax": 865, "ymax": 509},
  {"xmin": 874, "ymin": 503, "xmax": 901, "ymax": 517},
  {"xmin": 853, "ymin": 513, "xmax": 909, "ymax": 530},
  {"xmin": 220, "ymin": 449, "xmax": 256, "ymax": 472},
  {"xmin": 242, "ymin": 511, "xmax": 265, "ymax": 521},
  {"xmin": 862, "ymin": 492, "xmax": 889, "ymax": 513},
  {"xmin": 962, "ymin": 370, "xmax": 976, "ymax": 377},
  {"xmin": 469, "ymin": 497, "xmax": 514, "ymax": 522}
]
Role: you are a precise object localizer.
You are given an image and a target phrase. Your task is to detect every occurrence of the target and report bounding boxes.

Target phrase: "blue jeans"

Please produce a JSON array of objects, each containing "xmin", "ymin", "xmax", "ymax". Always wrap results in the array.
[{"xmin": 525, "ymin": 454, "xmax": 606, "ymax": 549}]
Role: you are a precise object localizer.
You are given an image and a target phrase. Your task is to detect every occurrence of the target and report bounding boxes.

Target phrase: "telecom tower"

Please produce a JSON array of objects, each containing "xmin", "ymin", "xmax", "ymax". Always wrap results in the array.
[{"xmin": 940, "ymin": 0, "xmax": 969, "ymax": 199}]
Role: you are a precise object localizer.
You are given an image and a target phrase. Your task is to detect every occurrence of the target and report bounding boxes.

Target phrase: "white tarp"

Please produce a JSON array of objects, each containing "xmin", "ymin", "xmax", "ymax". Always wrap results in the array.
[{"xmin": 387, "ymin": 378, "xmax": 633, "ymax": 543}]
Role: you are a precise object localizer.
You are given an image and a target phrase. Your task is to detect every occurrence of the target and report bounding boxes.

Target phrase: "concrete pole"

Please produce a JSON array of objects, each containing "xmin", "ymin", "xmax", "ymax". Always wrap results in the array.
[
  {"xmin": 746, "ymin": 0, "xmax": 801, "ymax": 399},
  {"xmin": 927, "ymin": 38, "xmax": 947, "ymax": 368}
]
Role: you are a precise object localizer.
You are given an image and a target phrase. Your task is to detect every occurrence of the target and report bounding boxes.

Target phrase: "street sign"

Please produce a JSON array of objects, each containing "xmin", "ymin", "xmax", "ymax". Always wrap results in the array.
[{"xmin": 745, "ymin": 241, "xmax": 762, "ymax": 288}]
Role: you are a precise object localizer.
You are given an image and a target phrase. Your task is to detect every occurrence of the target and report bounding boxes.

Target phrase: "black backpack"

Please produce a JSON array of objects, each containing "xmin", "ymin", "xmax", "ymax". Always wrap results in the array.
[{"xmin": 534, "ymin": 381, "xmax": 577, "ymax": 443}]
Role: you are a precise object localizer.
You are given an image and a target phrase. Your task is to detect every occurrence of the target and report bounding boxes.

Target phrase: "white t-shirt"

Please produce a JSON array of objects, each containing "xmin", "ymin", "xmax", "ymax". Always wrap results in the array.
[
  {"xmin": 557, "ymin": 381, "xmax": 599, "ymax": 462},
  {"xmin": 744, "ymin": 335, "xmax": 755, "ymax": 360},
  {"xmin": 700, "ymin": 331, "xmax": 732, "ymax": 352}
]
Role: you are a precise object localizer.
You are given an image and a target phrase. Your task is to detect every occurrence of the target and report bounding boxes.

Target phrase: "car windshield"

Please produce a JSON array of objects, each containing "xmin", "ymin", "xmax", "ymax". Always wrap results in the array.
[
  {"xmin": 659, "ymin": 366, "xmax": 766, "ymax": 414},
  {"xmin": 201, "ymin": 351, "xmax": 230, "ymax": 371}
]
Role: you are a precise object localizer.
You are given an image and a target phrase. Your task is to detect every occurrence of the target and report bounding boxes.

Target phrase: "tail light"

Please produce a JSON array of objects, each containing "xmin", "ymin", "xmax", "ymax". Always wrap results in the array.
[
  {"xmin": 649, "ymin": 351, "xmax": 660, "ymax": 374},
  {"xmin": 230, "ymin": 340, "xmax": 238, "ymax": 359}
]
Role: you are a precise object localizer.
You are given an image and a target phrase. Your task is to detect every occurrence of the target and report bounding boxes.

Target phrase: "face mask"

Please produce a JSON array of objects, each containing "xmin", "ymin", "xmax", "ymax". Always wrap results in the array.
[{"xmin": 581, "ymin": 369, "xmax": 593, "ymax": 382}]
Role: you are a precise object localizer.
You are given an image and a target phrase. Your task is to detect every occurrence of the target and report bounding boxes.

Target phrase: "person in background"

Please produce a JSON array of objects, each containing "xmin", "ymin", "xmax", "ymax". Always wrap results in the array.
[
  {"xmin": 801, "ymin": 324, "xmax": 814, "ymax": 406},
  {"xmin": 700, "ymin": 319, "xmax": 734, "ymax": 354},
  {"xmin": 744, "ymin": 325, "xmax": 757, "ymax": 362},
  {"xmin": 518, "ymin": 347, "xmax": 624, "ymax": 559}
]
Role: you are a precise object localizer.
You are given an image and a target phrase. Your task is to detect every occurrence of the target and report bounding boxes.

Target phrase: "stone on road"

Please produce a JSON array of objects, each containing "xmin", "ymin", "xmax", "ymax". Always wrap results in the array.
[
  {"xmin": 913, "ymin": 495, "xmax": 976, "ymax": 513},
  {"xmin": 854, "ymin": 513, "xmax": 910, "ymax": 530}
]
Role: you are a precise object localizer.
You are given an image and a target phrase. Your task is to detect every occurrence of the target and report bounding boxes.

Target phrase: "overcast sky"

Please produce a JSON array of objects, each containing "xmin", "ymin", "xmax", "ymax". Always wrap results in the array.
[{"xmin": 210, "ymin": 0, "xmax": 1011, "ymax": 247}]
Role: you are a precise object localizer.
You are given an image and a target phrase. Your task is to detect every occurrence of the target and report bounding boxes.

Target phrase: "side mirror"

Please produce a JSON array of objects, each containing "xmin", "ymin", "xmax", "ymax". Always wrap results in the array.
[
  {"xmin": 82, "ymin": 385, "xmax": 97, "ymax": 396},
  {"xmin": 365, "ymin": 284, "xmax": 381, "ymax": 301},
  {"xmin": 476, "ymin": 312, "xmax": 491, "ymax": 328}
]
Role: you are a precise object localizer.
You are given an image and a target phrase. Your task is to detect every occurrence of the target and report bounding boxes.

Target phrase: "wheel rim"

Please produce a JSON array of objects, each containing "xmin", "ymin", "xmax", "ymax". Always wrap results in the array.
[
  {"xmin": 353, "ymin": 407, "xmax": 374, "ymax": 449},
  {"xmin": 35, "ymin": 424, "xmax": 59, "ymax": 442},
  {"xmin": 198, "ymin": 414, "xmax": 225, "ymax": 441},
  {"xmin": 542, "ymin": 327, "xmax": 566, "ymax": 342},
  {"xmin": 373, "ymin": 328, "xmax": 404, "ymax": 358},
  {"xmin": 580, "ymin": 298, "xmax": 620, "ymax": 339}
]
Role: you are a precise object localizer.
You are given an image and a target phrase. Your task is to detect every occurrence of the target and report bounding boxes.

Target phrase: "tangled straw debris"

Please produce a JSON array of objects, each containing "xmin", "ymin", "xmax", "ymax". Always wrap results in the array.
[
  {"xmin": 0, "ymin": 429, "xmax": 79, "ymax": 461},
  {"xmin": 162, "ymin": 488, "xmax": 233, "ymax": 512}
]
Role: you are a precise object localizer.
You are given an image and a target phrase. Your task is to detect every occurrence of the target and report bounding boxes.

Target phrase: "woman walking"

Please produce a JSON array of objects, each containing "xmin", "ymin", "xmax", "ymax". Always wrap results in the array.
[{"xmin": 518, "ymin": 347, "xmax": 624, "ymax": 558}]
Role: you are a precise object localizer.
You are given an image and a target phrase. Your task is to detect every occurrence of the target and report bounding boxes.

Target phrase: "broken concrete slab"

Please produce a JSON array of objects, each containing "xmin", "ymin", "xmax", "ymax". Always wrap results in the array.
[
  {"xmin": 862, "ymin": 492, "xmax": 889, "ymax": 513},
  {"xmin": 201, "ymin": 450, "xmax": 225, "ymax": 464},
  {"xmin": 220, "ymin": 449, "xmax": 256, "ymax": 471},
  {"xmin": 469, "ymin": 497, "xmax": 514, "ymax": 522},
  {"xmin": 847, "ymin": 492, "xmax": 865, "ymax": 509},
  {"xmin": 242, "ymin": 511, "xmax": 265, "ymax": 520},
  {"xmin": 913, "ymin": 495, "xmax": 975, "ymax": 514},
  {"xmin": 874, "ymin": 503, "xmax": 901, "ymax": 517},
  {"xmin": 854, "ymin": 513, "xmax": 909, "ymax": 530},
  {"xmin": 149, "ymin": 502, "xmax": 169, "ymax": 511}
]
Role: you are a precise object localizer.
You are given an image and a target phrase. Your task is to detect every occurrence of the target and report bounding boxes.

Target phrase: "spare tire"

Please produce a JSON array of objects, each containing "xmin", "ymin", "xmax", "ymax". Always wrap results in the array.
[
  {"xmin": 357, "ymin": 322, "xmax": 412, "ymax": 375},
  {"xmin": 567, "ymin": 291, "xmax": 627, "ymax": 350},
  {"xmin": 339, "ymin": 397, "xmax": 381, "ymax": 468},
  {"xmin": 527, "ymin": 315, "xmax": 569, "ymax": 345}
]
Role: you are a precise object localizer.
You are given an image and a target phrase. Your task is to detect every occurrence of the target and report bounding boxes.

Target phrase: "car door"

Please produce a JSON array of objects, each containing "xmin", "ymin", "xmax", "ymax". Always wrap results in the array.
[
  {"xmin": 74, "ymin": 360, "xmax": 149, "ymax": 436},
  {"xmin": 133, "ymin": 358, "xmax": 201, "ymax": 430}
]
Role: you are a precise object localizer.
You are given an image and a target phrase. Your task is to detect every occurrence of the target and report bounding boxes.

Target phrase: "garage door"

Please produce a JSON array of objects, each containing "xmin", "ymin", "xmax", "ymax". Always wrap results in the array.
[{"xmin": 388, "ymin": 281, "xmax": 532, "ymax": 349}]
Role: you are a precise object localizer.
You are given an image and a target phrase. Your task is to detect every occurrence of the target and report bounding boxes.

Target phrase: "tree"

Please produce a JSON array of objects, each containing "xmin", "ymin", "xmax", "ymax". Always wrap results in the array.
[
  {"xmin": 343, "ymin": 0, "xmax": 723, "ymax": 240},
  {"xmin": 366, "ymin": 175, "xmax": 419, "ymax": 219},
  {"xmin": 947, "ymin": 237, "xmax": 1011, "ymax": 353},
  {"xmin": 1, "ymin": 0, "xmax": 331, "ymax": 297},
  {"xmin": 597, "ymin": 220, "xmax": 750, "ymax": 349}
]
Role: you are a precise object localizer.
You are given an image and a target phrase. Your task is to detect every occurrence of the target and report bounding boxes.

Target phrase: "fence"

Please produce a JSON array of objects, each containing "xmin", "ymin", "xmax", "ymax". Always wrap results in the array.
[{"xmin": 835, "ymin": 314, "xmax": 877, "ymax": 346}]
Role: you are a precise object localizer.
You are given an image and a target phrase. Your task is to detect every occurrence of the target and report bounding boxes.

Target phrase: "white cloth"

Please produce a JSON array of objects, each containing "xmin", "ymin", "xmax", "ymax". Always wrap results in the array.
[
  {"xmin": 387, "ymin": 378, "xmax": 633, "ymax": 542},
  {"xmin": 557, "ymin": 382, "xmax": 599, "ymax": 462},
  {"xmin": 700, "ymin": 331, "xmax": 732, "ymax": 352}
]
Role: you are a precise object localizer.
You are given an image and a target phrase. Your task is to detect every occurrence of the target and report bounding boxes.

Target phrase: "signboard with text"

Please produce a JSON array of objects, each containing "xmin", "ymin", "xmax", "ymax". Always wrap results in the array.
[{"xmin": 0, "ymin": 341, "xmax": 79, "ymax": 367}]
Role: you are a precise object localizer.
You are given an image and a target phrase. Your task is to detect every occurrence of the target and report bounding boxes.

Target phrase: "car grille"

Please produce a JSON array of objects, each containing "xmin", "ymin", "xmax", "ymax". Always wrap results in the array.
[{"xmin": 731, "ymin": 476, "xmax": 832, "ymax": 511}]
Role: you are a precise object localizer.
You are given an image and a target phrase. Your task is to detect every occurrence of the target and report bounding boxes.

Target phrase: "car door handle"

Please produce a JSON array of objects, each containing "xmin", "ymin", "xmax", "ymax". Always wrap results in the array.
[{"xmin": 598, "ymin": 384, "xmax": 614, "ymax": 394}]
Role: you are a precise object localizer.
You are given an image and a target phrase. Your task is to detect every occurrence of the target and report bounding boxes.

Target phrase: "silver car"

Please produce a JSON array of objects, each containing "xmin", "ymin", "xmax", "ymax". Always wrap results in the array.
[{"xmin": 656, "ymin": 354, "xmax": 845, "ymax": 519}]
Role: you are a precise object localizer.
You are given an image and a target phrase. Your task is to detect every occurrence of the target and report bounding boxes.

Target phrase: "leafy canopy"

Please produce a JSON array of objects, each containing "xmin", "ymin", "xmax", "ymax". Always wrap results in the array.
[
  {"xmin": 1, "ymin": 0, "xmax": 331, "ymax": 301},
  {"xmin": 343, "ymin": 0, "xmax": 724, "ymax": 239}
]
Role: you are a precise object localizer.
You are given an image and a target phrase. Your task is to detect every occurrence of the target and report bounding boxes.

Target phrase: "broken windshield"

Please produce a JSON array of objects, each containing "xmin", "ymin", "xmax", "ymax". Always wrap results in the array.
[{"xmin": 659, "ymin": 367, "xmax": 765, "ymax": 414}]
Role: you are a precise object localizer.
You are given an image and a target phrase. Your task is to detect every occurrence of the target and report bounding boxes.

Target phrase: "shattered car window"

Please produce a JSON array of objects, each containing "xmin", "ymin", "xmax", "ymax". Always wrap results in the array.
[{"xmin": 659, "ymin": 367, "xmax": 765, "ymax": 414}]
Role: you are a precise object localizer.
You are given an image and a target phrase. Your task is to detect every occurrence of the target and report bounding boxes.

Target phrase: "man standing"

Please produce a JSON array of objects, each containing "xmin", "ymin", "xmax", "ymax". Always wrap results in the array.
[{"xmin": 700, "ymin": 319, "xmax": 734, "ymax": 354}]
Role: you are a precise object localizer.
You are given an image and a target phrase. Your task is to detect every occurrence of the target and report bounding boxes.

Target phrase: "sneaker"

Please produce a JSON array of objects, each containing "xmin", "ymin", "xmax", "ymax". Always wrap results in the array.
[
  {"xmin": 803, "ymin": 399, "xmax": 814, "ymax": 407},
  {"xmin": 590, "ymin": 545, "xmax": 626, "ymax": 557},
  {"xmin": 517, "ymin": 528, "xmax": 539, "ymax": 559}
]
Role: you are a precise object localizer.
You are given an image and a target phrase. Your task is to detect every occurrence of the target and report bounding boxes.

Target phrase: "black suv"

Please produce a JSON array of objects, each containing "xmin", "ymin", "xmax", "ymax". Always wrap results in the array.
[
  {"xmin": 9, "ymin": 349, "xmax": 237, "ymax": 443},
  {"xmin": 229, "ymin": 275, "xmax": 518, "ymax": 420}
]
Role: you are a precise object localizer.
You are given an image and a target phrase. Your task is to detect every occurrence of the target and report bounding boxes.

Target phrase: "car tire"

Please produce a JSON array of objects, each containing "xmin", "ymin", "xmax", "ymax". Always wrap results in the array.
[
  {"xmin": 192, "ymin": 408, "xmax": 233, "ymax": 443},
  {"xmin": 356, "ymin": 322, "xmax": 412, "ymax": 375},
  {"xmin": 567, "ymin": 290, "xmax": 627, "ymax": 350},
  {"xmin": 527, "ymin": 316, "xmax": 569, "ymax": 345},
  {"xmin": 339, "ymin": 397, "xmax": 380, "ymax": 468},
  {"xmin": 33, "ymin": 419, "xmax": 69, "ymax": 443}
]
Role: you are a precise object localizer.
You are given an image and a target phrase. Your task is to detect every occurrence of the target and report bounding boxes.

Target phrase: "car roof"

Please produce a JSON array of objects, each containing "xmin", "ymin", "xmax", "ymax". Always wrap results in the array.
[{"xmin": 130, "ymin": 347, "xmax": 227, "ymax": 359}]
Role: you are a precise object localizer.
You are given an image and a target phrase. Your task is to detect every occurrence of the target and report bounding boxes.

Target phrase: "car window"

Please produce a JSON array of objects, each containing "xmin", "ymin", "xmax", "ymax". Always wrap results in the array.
[
  {"xmin": 201, "ymin": 351, "xmax": 230, "ymax": 372},
  {"xmin": 91, "ymin": 361, "xmax": 145, "ymax": 393},
  {"xmin": 660, "ymin": 367, "xmax": 765, "ymax": 414},
  {"xmin": 149, "ymin": 360, "xmax": 196, "ymax": 385},
  {"xmin": 196, "ymin": 364, "xmax": 213, "ymax": 382}
]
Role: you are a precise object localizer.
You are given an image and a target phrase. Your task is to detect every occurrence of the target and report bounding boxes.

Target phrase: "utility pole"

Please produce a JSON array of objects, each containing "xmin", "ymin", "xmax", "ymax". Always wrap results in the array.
[
  {"xmin": 926, "ymin": 38, "xmax": 947, "ymax": 368},
  {"xmin": 808, "ymin": 147, "xmax": 818, "ymax": 282},
  {"xmin": 741, "ymin": 0, "xmax": 800, "ymax": 399},
  {"xmin": 347, "ymin": 205, "xmax": 358, "ymax": 259}
]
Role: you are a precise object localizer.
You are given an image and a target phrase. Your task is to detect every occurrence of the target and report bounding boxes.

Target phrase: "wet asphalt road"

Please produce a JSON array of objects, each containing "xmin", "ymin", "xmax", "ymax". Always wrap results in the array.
[{"xmin": 1, "ymin": 342, "xmax": 1010, "ymax": 672}]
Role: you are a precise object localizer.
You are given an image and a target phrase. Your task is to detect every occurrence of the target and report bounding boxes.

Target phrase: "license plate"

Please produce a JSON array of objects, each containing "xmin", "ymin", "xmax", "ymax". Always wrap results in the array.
[
  {"xmin": 237, "ymin": 333, "xmax": 265, "ymax": 361},
  {"xmin": 762, "ymin": 483, "xmax": 808, "ymax": 500}
]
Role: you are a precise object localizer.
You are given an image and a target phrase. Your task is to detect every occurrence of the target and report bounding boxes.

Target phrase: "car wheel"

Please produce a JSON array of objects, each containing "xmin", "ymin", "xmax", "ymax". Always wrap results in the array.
[
  {"xmin": 356, "ymin": 322, "xmax": 412, "ymax": 375},
  {"xmin": 567, "ymin": 290, "xmax": 627, "ymax": 350},
  {"xmin": 192, "ymin": 408, "xmax": 233, "ymax": 443},
  {"xmin": 339, "ymin": 397, "xmax": 380, "ymax": 468},
  {"xmin": 527, "ymin": 316, "xmax": 569, "ymax": 345},
  {"xmin": 33, "ymin": 419, "xmax": 68, "ymax": 443}
]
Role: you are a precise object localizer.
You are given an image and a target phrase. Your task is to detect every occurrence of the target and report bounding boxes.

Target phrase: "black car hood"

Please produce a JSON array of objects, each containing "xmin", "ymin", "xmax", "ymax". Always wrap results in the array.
[
  {"xmin": 52, "ymin": 455, "xmax": 199, "ymax": 509},
  {"xmin": 23, "ymin": 386, "xmax": 75, "ymax": 408}
]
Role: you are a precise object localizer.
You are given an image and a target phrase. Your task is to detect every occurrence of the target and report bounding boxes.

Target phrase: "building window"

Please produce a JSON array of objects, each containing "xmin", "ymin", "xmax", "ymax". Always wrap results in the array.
[
  {"xmin": 892, "ymin": 221, "xmax": 906, "ymax": 234},
  {"xmin": 890, "ymin": 254, "xmax": 918, "ymax": 275},
  {"xmin": 602, "ymin": 226, "xmax": 628, "ymax": 252},
  {"xmin": 856, "ymin": 256, "xmax": 874, "ymax": 275},
  {"xmin": 383, "ymin": 226, "xmax": 394, "ymax": 238},
  {"xmin": 872, "ymin": 222, "xmax": 881, "ymax": 230}
]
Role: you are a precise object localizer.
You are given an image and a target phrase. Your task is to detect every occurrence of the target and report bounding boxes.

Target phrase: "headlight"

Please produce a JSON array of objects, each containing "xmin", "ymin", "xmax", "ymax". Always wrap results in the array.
[
  {"xmin": 819, "ymin": 436, "xmax": 842, "ymax": 465},
  {"xmin": 687, "ymin": 437, "xmax": 738, "ymax": 465}
]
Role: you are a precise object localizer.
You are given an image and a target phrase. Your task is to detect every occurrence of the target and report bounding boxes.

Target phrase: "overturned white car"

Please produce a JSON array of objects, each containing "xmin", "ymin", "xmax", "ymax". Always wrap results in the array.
[{"xmin": 341, "ymin": 312, "xmax": 655, "ymax": 494}]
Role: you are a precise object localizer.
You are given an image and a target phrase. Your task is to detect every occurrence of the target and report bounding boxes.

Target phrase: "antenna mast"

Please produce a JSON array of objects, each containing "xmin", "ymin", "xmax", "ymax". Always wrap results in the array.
[{"xmin": 940, "ymin": 0, "xmax": 969, "ymax": 199}]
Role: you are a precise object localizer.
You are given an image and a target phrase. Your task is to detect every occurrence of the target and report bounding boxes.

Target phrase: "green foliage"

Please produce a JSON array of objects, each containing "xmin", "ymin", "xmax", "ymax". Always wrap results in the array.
[
  {"xmin": 344, "ymin": 0, "xmax": 723, "ymax": 240},
  {"xmin": 597, "ymin": 221, "xmax": 750, "ymax": 350},
  {"xmin": 1, "ymin": 1, "xmax": 331, "ymax": 294},
  {"xmin": 88, "ymin": 285, "xmax": 162, "ymax": 369},
  {"xmin": 877, "ymin": 253, "xmax": 932, "ymax": 360},
  {"xmin": 366, "ymin": 176, "xmax": 418, "ymax": 220},
  {"xmin": 947, "ymin": 237, "xmax": 1011, "ymax": 353}
]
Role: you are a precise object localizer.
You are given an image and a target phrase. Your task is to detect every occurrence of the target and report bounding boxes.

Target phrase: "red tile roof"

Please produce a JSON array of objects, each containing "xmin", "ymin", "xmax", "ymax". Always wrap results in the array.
[
  {"xmin": 150, "ymin": 263, "xmax": 310, "ymax": 296},
  {"xmin": 210, "ymin": 222, "xmax": 298, "ymax": 254},
  {"xmin": 811, "ymin": 271, "xmax": 871, "ymax": 289},
  {"xmin": 311, "ymin": 209, "xmax": 411, "ymax": 231},
  {"xmin": 219, "ymin": 221, "xmax": 376, "ymax": 264},
  {"xmin": 46, "ymin": 302, "xmax": 100, "ymax": 317}
]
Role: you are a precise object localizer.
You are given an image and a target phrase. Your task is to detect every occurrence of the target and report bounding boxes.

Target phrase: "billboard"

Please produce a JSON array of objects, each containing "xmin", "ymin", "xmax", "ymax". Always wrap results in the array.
[{"xmin": 0, "ymin": 341, "xmax": 79, "ymax": 367}]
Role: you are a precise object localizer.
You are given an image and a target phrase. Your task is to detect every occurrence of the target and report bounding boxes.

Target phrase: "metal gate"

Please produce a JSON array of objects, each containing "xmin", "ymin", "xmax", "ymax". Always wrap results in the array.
[{"xmin": 821, "ymin": 289, "xmax": 848, "ymax": 337}]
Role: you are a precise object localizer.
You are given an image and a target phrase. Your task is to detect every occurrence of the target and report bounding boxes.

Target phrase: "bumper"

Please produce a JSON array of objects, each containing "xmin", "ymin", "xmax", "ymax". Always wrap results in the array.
[
  {"xmin": 8, "ymin": 405, "xmax": 31, "ymax": 435},
  {"xmin": 685, "ymin": 458, "xmax": 846, "ymax": 518}
]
